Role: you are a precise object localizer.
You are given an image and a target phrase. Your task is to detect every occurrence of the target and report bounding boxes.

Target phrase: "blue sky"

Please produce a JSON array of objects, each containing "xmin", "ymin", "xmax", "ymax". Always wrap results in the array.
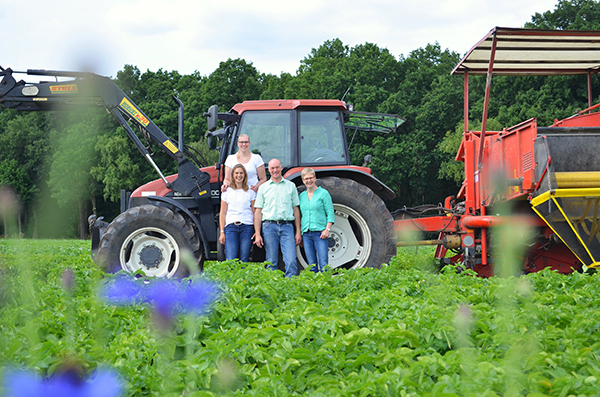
[{"xmin": 1, "ymin": 0, "xmax": 559, "ymax": 78}]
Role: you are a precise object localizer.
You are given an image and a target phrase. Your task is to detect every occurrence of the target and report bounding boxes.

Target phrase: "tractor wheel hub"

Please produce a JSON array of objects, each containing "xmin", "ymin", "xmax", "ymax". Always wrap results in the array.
[{"xmin": 138, "ymin": 245, "xmax": 163, "ymax": 268}]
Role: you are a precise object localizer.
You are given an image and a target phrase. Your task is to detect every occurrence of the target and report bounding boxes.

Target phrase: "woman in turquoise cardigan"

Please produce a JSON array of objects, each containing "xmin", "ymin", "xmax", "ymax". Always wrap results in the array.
[{"xmin": 299, "ymin": 168, "xmax": 335, "ymax": 272}]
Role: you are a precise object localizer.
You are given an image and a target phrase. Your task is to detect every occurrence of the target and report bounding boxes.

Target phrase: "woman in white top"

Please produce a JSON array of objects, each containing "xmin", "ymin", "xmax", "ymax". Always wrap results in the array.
[
  {"xmin": 221, "ymin": 134, "xmax": 267, "ymax": 192},
  {"xmin": 219, "ymin": 164, "xmax": 256, "ymax": 262}
]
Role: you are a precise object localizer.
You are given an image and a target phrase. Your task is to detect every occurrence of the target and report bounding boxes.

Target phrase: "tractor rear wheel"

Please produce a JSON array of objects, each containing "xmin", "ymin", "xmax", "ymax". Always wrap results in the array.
[
  {"xmin": 95, "ymin": 205, "xmax": 203, "ymax": 278},
  {"xmin": 297, "ymin": 177, "xmax": 397, "ymax": 271}
]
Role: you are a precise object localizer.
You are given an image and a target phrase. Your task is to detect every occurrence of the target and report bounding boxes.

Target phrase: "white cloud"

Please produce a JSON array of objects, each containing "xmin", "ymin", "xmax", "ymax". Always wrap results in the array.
[{"xmin": 1, "ymin": 0, "xmax": 559, "ymax": 77}]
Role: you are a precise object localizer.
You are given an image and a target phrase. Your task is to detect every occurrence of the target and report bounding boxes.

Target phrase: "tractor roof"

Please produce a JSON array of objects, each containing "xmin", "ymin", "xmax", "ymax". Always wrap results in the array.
[
  {"xmin": 231, "ymin": 99, "xmax": 347, "ymax": 114},
  {"xmin": 452, "ymin": 27, "xmax": 600, "ymax": 76}
]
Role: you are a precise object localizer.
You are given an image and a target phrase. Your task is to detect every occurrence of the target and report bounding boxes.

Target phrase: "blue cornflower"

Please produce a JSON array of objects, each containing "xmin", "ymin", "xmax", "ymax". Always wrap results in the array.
[
  {"xmin": 100, "ymin": 276, "xmax": 218, "ymax": 318},
  {"xmin": 100, "ymin": 275, "xmax": 144, "ymax": 306},
  {"xmin": 3, "ymin": 367, "xmax": 123, "ymax": 397}
]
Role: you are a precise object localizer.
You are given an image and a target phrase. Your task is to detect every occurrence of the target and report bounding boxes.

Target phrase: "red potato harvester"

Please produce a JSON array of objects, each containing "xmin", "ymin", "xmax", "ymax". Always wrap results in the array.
[{"xmin": 394, "ymin": 27, "xmax": 600, "ymax": 276}]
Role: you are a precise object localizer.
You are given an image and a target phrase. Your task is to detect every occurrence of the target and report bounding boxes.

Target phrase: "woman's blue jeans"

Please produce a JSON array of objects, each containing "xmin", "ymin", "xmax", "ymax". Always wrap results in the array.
[
  {"xmin": 224, "ymin": 223, "xmax": 254, "ymax": 262},
  {"xmin": 302, "ymin": 231, "xmax": 329, "ymax": 272}
]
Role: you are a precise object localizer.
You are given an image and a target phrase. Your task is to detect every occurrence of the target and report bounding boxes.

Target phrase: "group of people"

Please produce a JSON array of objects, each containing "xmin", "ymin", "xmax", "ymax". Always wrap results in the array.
[{"xmin": 219, "ymin": 134, "xmax": 335, "ymax": 277}]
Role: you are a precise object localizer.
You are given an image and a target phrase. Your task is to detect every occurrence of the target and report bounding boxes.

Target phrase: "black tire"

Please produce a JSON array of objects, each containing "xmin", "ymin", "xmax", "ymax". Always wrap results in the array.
[
  {"xmin": 297, "ymin": 177, "xmax": 396, "ymax": 270},
  {"xmin": 216, "ymin": 226, "xmax": 225, "ymax": 262},
  {"xmin": 95, "ymin": 205, "xmax": 203, "ymax": 278}
]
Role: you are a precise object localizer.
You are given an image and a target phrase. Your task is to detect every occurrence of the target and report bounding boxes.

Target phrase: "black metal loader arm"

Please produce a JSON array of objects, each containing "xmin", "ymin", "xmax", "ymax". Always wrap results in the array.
[{"xmin": 0, "ymin": 67, "xmax": 210, "ymax": 199}]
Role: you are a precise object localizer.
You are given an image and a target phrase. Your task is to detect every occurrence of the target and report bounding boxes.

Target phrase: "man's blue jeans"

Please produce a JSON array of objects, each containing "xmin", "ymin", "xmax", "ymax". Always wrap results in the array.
[
  {"xmin": 224, "ymin": 223, "xmax": 254, "ymax": 262},
  {"xmin": 263, "ymin": 221, "xmax": 297, "ymax": 277},
  {"xmin": 302, "ymin": 231, "xmax": 329, "ymax": 272}
]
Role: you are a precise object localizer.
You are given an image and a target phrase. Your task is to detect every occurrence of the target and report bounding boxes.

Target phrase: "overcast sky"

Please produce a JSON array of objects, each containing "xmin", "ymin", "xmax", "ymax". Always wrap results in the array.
[{"xmin": 1, "ymin": 0, "xmax": 559, "ymax": 78}]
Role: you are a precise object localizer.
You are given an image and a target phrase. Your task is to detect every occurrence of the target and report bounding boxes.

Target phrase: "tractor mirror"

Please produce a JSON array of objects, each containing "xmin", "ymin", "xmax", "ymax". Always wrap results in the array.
[
  {"xmin": 206, "ymin": 128, "xmax": 225, "ymax": 151},
  {"xmin": 204, "ymin": 105, "xmax": 219, "ymax": 132}
]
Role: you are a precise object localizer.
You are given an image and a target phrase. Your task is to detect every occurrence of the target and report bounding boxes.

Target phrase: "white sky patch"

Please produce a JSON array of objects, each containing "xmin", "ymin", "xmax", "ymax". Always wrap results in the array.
[{"xmin": 1, "ymin": 0, "xmax": 560, "ymax": 77}]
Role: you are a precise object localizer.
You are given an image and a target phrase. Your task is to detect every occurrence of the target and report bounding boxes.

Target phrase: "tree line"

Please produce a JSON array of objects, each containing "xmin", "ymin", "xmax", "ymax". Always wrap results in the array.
[{"xmin": 1, "ymin": 0, "xmax": 599, "ymax": 238}]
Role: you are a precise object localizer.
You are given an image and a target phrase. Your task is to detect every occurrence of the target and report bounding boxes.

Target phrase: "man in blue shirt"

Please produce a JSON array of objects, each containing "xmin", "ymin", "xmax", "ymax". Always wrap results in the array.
[{"xmin": 254, "ymin": 159, "xmax": 302, "ymax": 277}]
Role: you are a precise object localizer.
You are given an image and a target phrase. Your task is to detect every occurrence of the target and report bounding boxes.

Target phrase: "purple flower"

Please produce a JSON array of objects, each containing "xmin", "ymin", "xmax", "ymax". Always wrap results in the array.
[
  {"xmin": 100, "ymin": 277, "xmax": 218, "ymax": 319},
  {"xmin": 3, "ymin": 368, "xmax": 123, "ymax": 397},
  {"xmin": 61, "ymin": 268, "xmax": 75, "ymax": 291}
]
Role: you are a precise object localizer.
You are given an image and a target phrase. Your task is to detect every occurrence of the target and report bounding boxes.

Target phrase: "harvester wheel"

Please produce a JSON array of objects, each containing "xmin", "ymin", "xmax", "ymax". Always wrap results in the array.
[
  {"xmin": 95, "ymin": 205, "xmax": 203, "ymax": 278},
  {"xmin": 297, "ymin": 177, "xmax": 396, "ymax": 271}
]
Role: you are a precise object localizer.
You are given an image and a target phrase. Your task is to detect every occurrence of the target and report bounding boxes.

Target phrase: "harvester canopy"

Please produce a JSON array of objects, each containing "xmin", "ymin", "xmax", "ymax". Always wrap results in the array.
[{"xmin": 452, "ymin": 27, "xmax": 600, "ymax": 76}]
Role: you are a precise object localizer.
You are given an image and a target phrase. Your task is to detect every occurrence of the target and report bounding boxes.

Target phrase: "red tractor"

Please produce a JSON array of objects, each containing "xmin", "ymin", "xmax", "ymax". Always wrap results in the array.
[
  {"xmin": 394, "ymin": 27, "xmax": 600, "ymax": 276},
  {"xmin": 0, "ymin": 67, "xmax": 404, "ymax": 277}
]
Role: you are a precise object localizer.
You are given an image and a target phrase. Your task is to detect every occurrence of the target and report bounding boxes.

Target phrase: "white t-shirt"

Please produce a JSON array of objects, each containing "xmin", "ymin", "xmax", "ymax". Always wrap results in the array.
[
  {"xmin": 224, "ymin": 153, "xmax": 265, "ymax": 188},
  {"xmin": 221, "ymin": 188, "xmax": 256, "ymax": 226}
]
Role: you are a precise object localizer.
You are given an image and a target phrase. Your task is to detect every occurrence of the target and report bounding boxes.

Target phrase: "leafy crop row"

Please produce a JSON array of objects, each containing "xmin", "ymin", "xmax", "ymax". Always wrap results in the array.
[{"xmin": 1, "ymin": 239, "xmax": 600, "ymax": 396}]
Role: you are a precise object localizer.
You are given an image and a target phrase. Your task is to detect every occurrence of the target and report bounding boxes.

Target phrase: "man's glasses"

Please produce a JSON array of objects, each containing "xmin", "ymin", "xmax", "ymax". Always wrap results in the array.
[{"xmin": 238, "ymin": 141, "xmax": 250, "ymax": 144}]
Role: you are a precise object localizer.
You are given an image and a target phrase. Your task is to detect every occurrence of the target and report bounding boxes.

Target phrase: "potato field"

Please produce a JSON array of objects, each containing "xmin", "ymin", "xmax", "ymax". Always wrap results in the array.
[{"xmin": 1, "ymin": 239, "xmax": 599, "ymax": 396}]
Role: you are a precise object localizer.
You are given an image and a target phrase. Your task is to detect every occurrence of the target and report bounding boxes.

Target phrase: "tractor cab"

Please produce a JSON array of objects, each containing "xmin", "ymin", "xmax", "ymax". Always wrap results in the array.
[{"xmin": 207, "ymin": 99, "xmax": 405, "ymax": 174}]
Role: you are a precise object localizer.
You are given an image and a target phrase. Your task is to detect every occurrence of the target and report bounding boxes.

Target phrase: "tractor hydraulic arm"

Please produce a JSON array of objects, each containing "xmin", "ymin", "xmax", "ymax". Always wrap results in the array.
[{"xmin": 0, "ymin": 67, "xmax": 210, "ymax": 199}]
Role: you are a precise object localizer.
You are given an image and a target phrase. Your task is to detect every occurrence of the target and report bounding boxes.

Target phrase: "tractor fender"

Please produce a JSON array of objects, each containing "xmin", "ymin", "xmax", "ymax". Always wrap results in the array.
[
  {"xmin": 145, "ymin": 195, "xmax": 211, "ymax": 260},
  {"xmin": 284, "ymin": 166, "xmax": 395, "ymax": 201}
]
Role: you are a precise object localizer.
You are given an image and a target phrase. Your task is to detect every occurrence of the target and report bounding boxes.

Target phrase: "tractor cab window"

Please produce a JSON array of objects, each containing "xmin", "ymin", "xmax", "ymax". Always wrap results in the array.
[
  {"xmin": 300, "ymin": 111, "xmax": 345, "ymax": 165},
  {"xmin": 237, "ymin": 110, "xmax": 292, "ymax": 168}
]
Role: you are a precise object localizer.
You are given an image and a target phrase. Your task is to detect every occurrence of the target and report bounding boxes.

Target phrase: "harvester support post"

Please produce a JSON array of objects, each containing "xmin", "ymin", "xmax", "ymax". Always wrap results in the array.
[
  {"xmin": 478, "ymin": 31, "xmax": 498, "ymax": 171},
  {"xmin": 464, "ymin": 71, "xmax": 469, "ymax": 133},
  {"xmin": 588, "ymin": 70, "xmax": 593, "ymax": 108},
  {"xmin": 475, "ymin": 31, "xmax": 498, "ymax": 220}
]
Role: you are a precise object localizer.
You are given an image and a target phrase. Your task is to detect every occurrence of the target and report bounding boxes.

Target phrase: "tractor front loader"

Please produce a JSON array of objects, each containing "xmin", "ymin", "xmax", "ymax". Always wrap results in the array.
[
  {"xmin": 394, "ymin": 27, "xmax": 600, "ymax": 276},
  {"xmin": 0, "ymin": 67, "xmax": 212, "ymax": 278}
]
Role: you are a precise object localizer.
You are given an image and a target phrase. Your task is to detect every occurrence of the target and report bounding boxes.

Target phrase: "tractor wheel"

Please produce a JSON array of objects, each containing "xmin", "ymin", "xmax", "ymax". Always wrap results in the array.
[
  {"xmin": 95, "ymin": 205, "xmax": 203, "ymax": 278},
  {"xmin": 216, "ymin": 226, "xmax": 225, "ymax": 262},
  {"xmin": 297, "ymin": 177, "xmax": 396, "ymax": 271}
]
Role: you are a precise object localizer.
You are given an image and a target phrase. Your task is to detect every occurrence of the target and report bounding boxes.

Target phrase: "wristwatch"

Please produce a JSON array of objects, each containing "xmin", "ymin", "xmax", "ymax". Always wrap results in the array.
[{"xmin": 326, "ymin": 228, "xmax": 331, "ymax": 231}]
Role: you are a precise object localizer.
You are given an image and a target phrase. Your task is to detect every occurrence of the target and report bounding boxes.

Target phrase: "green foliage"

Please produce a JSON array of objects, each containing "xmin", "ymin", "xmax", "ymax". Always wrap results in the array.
[
  {"xmin": 527, "ymin": 0, "xmax": 600, "ymax": 30},
  {"xmin": 3, "ymin": 240, "xmax": 600, "ymax": 396},
  {"xmin": 437, "ymin": 118, "xmax": 504, "ymax": 185},
  {"xmin": 203, "ymin": 59, "xmax": 262, "ymax": 111},
  {"xmin": 0, "ymin": 112, "xmax": 50, "ymax": 204},
  {"xmin": 437, "ymin": 124, "xmax": 465, "ymax": 185},
  {"xmin": 91, "ymin": 130, "xmax": 142, "ymax": 202}
]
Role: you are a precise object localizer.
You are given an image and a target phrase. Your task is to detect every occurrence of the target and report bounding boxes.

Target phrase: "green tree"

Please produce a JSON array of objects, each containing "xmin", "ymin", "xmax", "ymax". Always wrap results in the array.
[
  {"xmin": 91, "ymin": 129, "xmax": 142, "ymax": 202},
  {"xmin": 286, "ymin": 39, "xmax": 352, "ymax": 100},
  {"xmin": 343, "ymin": 43, "xmax": 403, "ymax": 112},
  {"xmin": 526, "ymin": 0, "xmax": 600, "ymax": 30},
  {"xmin": 437, "ymin": 118, "xmax": 504, "ymax": 185},
  {"xmin": 203, "ymin": 58, "xmax": 261, "ymax": 110},
  {"xmin": 47, "ymin": 109, "xmax": 112, "ymax": 238},
  {"xmin": 361, "ymin": 43, "xmax": 463, "ymax": 206},
  {"xmin": 0, "ymin": 111, "xmax": 50, "ymax": 236},
  {"xmin": 259, "ymin": 72, "xmax": 294, "ymax": 100}
]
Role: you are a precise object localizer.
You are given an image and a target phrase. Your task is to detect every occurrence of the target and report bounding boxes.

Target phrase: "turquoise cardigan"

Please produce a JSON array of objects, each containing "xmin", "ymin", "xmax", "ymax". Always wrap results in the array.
[{"xmin": 299, "ymin": 187, "xmax": 335, "ymax": 233}]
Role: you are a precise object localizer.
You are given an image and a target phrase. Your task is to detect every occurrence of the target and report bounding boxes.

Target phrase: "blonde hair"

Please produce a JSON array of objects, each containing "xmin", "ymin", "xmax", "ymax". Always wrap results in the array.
[
  {"xmin": 301, "ymin": 167, "xmax": 316, "ymax": 180},
  {"xmin": 231, "ymin": 164, "xmax": 249, "ymax": 191},
  {"xmin": 236, "ymin": 134, "xmax": 250, "ymax": 159}
]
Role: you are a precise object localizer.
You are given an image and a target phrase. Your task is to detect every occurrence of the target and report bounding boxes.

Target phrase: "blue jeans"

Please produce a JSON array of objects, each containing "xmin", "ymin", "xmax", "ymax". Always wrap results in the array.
[
  {"xmin": 302, "ymin": 231, "xmax": 329, "ymax": 272},
  {"xmin": 263, "ymin": 222, "xmax": 297, "ymax": 277},
  {"xmin": 224, "ymin": 223, "xmax": 254, "ymax": 262}
]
